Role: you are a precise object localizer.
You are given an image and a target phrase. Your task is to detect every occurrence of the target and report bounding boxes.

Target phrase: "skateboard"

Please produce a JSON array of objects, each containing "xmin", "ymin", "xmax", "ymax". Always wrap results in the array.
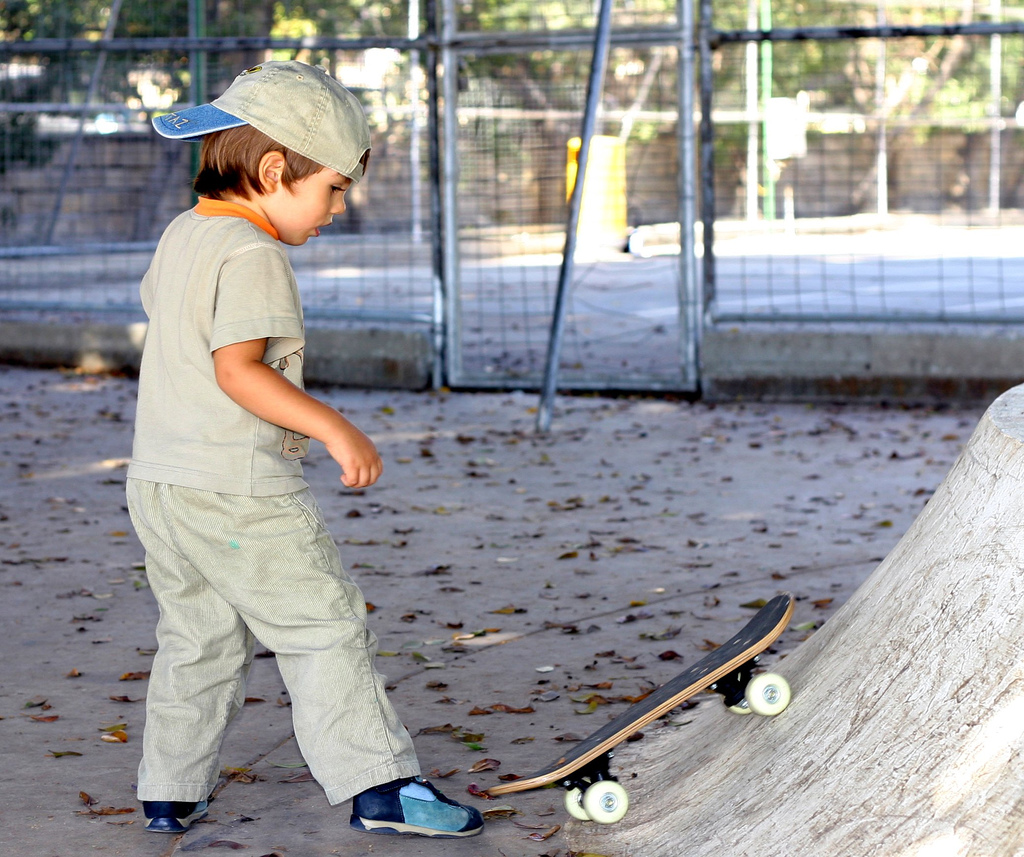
[{"xmin": 485, "ymin": 592, "xmax": 795, "ymax": 823}]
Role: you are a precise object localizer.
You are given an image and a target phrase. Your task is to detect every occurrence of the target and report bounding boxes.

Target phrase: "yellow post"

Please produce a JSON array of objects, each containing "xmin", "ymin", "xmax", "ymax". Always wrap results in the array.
[{"xmin": 566, "ymin": 135, "xmax": 627, "ymax": 248}]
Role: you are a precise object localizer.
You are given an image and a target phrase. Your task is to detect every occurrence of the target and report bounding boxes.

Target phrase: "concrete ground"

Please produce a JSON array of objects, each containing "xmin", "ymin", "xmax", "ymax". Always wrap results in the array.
[{"xmin": 0, "ymin": 364, "xmax": 987, "ymax": 857}]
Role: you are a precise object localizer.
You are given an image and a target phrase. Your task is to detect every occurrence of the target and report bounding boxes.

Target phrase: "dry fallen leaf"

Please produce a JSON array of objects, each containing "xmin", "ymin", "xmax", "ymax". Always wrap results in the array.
[
  {"xmin": 526, "ymin": 824, "xmax": 561, "ymax": 841},
  {"xmin": 468, "ymin": 758, "xmax": 501, "ymax": 773},
  {"xmin": 417, "ymin": 723, "xmax": 456, "ymax": 736},
  {"xmin": 119, "ymin": 671, "xmax": 150, "ymax": 681},
  {"xmin": 574, "ymin": 699, "xmax": 605, "ymax": 715},
  {"xmin": 75, "ymin": 806, "xmax": 135, "ymax": 816},
  {"xmin": 482, "ymin": 805, "xmax": 521, "ymax": 820},
  {"xmin": 222, "ymin": 767, "xmax": 262, "ymax": 784}
]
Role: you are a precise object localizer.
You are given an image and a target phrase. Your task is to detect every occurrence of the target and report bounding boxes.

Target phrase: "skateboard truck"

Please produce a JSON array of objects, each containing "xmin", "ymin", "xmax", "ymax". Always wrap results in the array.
[
  {"xmin": 711, "ymin": 655, "xmax": 792, "ymax": 718},
  {"xmin": 561, "ymin": 750, "xmax": 614, "ymax": 794},
  {"xmin": 560, "ymin": 751, "xmax": 630, "ymax": 824},
  {"xmin": 710, "ymin": 655, "xmax": 761, "ymax": 711}
]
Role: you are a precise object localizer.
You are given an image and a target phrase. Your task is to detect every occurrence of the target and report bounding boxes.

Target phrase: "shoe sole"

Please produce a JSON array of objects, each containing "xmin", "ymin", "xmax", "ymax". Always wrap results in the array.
[{"xmin": 351, "ymin": 817, "xmax": 483, "ymax": 838}]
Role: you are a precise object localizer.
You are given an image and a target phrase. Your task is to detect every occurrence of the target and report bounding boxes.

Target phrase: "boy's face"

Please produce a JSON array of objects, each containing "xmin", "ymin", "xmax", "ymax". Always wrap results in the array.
[{"xmin": 259, "ymin": 166, "xmax": 354, "ymax": 246}]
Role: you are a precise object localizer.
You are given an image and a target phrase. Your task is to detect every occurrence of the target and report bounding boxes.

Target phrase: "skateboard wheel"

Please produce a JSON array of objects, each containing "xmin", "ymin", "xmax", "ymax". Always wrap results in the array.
[
  {"xmin": 582, "ymin": 781, "xmax": 629, "ymax": 824},
  {"xmin": 564, "ymin": 787, "xmax": 591, "ymax": 821},
  {"xmin": 745, "ymin": 672, "xmax": 791, "ymax": 716}
]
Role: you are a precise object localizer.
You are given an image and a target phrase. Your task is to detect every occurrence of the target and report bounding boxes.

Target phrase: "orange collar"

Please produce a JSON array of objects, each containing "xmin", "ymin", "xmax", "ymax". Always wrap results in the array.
[{"xmin": 195, "ymin": 197, "xmax": 279, "ymax": 240}]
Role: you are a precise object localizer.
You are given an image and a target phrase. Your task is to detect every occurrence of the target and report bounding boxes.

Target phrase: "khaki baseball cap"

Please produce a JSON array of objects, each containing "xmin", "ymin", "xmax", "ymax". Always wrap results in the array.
[{"xmin": 152, "ymin": 60, "xmax": 371, "ymax": 182}]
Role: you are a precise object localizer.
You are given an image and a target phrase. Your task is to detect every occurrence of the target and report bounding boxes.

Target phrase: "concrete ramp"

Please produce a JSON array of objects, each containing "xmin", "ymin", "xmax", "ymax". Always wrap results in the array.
[{"xmin": 569, "ymin": 384, "xmax": 1024, "ymax": 856}]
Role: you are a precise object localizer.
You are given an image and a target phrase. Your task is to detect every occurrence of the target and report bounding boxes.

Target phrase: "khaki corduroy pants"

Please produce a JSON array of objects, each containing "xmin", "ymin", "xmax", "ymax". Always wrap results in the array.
[{"xmin": 126, "ymin": 479, "xmax": 420, "ymax": 805}]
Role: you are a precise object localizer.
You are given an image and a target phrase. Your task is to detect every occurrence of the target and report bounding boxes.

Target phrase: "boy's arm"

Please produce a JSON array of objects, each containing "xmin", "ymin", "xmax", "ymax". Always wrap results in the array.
[{"xmin": 213, "ymin": 338, "xmax": 383, "ymax": 489}]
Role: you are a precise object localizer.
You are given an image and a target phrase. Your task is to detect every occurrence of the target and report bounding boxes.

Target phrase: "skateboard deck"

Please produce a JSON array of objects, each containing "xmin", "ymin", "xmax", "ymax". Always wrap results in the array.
[{"xmin": 485, "ymin": 593, "xmax": 794, "ymax": 821}]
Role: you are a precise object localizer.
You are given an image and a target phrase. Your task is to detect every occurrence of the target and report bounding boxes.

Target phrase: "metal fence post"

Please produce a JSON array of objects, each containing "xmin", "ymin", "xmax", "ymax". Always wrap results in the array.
[
  {"xmin": 188, "ymin": 0, "xmax": 206, "ymax": 196},
  {"xmin": 426, "ymin": 0, "xmax": 446, "ymax": 390},
  {"xmin": 678, "ymin": 0, "xmax": 700, "ymax": 390},
  {"xmin": 439, "ymin": 0, "xmax": 461, "ymax": 388},
  {"xmin": 536, "ymin": 0, "xmax": 615, "ymax": 433},
  {"xmin": 698, "ymin": 0, "xmax": 716, "ymax": 315}
]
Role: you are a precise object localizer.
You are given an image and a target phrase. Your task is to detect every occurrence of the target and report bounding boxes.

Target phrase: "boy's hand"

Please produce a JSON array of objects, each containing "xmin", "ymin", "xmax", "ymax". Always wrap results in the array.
[
  {"xmin": 325, "ymin": 425, "xmax": 383, "ymax": 489},
  {"xmin": 213, "ymin": 339, "xmax": 384, "ymax": 488}
]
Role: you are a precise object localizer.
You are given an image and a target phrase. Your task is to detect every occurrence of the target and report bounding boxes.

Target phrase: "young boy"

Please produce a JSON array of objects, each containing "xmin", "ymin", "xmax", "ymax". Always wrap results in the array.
[{"xmin": 126, "ymin": 60, "xmax": 483, "ymax": 840}]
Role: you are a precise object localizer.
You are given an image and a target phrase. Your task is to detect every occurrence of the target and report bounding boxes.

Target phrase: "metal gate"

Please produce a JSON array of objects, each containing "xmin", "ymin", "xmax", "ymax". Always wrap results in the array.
[{"xmin": 436, "ymin": 1, "xmax": 700, "ymax": 390}]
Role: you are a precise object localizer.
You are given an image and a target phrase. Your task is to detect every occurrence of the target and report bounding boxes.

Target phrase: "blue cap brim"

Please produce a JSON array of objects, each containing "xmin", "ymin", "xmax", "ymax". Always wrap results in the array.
[{"xmin": 152, "ymin": 104, "xmax": 248, "ymax": 140}]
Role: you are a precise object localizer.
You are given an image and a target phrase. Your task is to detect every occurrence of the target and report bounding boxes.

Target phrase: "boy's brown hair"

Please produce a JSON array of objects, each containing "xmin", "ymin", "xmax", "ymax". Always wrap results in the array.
[{"xmin": 193, "ymin": 124, "xmax": 323, "ymax": 200}]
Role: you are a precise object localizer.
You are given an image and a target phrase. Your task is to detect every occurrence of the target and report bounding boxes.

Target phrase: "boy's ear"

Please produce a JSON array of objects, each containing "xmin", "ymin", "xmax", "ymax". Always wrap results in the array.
[{"xmin": 258, "ymin": 151, "xmax": 287, "ymax": 193}]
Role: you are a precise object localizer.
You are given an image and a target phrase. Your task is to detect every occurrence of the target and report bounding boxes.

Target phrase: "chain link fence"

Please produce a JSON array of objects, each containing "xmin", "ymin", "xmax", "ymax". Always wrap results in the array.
[
  {"xmin": 3, "ymin": 1, "xmax": 1024, "ymax": 390},
  {"xmin": 706, "ymin": 6, "xmax": 1024, "ymax": 326}
]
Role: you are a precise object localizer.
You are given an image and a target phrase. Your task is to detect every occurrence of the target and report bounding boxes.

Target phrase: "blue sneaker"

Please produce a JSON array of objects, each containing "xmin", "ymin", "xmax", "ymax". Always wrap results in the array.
[
  {"xmin": 350, "ymin": 777, "xmax": 484, "ymax": 838},
  {"xmin": 142, "ymin": 799, "xmax": 209, "ymax": 833}
]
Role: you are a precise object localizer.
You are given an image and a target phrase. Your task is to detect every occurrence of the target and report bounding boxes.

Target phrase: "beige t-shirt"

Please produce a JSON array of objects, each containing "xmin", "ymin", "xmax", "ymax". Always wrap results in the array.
[{"xmin": 128, "ymin": 199, "xmax": 310, "ymax": 496}]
